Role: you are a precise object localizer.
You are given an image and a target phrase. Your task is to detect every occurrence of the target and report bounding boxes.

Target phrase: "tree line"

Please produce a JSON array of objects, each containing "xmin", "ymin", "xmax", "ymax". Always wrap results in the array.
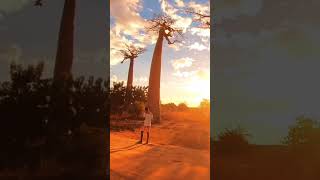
[{"xmin": 0, "ymin": 62, "xmax": 108, "ymax": 170}]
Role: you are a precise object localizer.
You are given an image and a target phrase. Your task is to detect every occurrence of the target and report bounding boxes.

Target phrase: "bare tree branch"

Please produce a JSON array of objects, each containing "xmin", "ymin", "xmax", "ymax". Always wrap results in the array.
[{"xmin": 186, "ymin": 8, "xmax": 210, "ymax": 29}]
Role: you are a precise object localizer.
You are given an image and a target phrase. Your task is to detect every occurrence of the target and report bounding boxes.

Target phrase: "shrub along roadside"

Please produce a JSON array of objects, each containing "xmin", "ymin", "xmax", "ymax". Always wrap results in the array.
[{"xmin": 0, "ymin": 62, "xmax": 108, "ymax": 176}]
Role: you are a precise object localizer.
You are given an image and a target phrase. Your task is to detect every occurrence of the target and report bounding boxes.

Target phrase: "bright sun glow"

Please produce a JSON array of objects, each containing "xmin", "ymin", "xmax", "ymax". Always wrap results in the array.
[
  {"xmin": 161, "ymin": 70, "xmax": 210, "ymax": 107},
  {"xmin": 184, "ymin": 72, "xmax": 210, "ymax": 107}
]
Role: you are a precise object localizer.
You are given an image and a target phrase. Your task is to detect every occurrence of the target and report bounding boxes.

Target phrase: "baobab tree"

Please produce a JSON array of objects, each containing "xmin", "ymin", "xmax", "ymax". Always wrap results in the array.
[
  {"xmin": 119, "ymin": 44, "xmax": 146, "ymax": 90},
  {"xmin": 35, "ymin": 0, "xmax": 76, "ymax": 82},
  {"xmin": 119, "ymin": 44, "xmax": 146, "ymax": 106},
  {"xmin": 34, "ymin": 0, "xmax": 76, "ymax": 149},
  {"xmin": 146, "ymin": 14, "xmax": 183, "ymax": 123},
  {"xmin": 186, "ymin": 8, "xmax": 210, "ymax": 28}
]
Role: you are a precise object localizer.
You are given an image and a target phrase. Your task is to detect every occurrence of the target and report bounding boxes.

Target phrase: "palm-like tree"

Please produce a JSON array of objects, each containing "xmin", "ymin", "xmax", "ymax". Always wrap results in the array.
[
  {"xmin": 119, "ymin": 44, "xmax": 146, "ymax": 90},
  {"xmin": 35, "ymin": 0, "xmax": 76, "ymax": 82},
  {"xmin": 119, "ymin": 44, "xmax": 145, "ymax": 107},
  {"xmin": 145, "ymin": 14, "xmax": 183, "ymax": 123}
]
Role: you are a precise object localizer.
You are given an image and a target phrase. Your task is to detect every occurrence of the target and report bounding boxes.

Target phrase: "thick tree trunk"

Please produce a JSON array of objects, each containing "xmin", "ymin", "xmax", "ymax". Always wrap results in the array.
[
  {"xmin": 125, "ymin": 58, "xmax": 134, "ymax": 107},
  {"xmin": 53, "ymin": 0, "xmax": 76, "ymax": 82},
  {"xmin": 48, "ymin": 0, "xmax": 76, "ymax": 152},
  {"xmin": 127, "ymin": 58, "xmax": 134, "ymax": 89},
  {"xmin": 147, "ymin": 28, "xmax": 165, "ymax": 123}
]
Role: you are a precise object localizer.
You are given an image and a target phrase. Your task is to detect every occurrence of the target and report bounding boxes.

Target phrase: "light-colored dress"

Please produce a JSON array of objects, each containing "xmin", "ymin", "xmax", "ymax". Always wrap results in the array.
[{"xmin": 144, "ymin": 112, "xmax": 153, "ymax": 127}]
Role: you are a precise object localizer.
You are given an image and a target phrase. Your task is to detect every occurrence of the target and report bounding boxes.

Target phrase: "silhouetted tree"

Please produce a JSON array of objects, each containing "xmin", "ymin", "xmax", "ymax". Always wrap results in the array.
[
  {"xmin": 218, "ymin": 126, "xmax": 251, "ymax": 150},
  {"xmin": 0, "ymin": 62, "xmax": 108, "ymax": 171},
  {"xmin": 161, "ymin": 103, "xmax": 177, "ymax": 112},
  {"xmin": 110, "ymin": 82, "xmax": 126, "ymax": 114},
  {"xmin": 199, "ymin": 98, "xmax": 210, "ymax": 109},
  {"xmin": 119, "ymin": 44, "xmax": 146, "ymax": 107},
  {"xmin": 120, "ymin": 44, "xmax": 146, "ymax": 90},
  {"xmin": 35, "ymin": 0, "xmax": 76, "ymax": 82},
  {"xmin": 146, "ymin": 14, "xmax": 183, "ymax": 123},
  {"xmin": 283, "ymin": 115, "xmax": 320, "ymax": 145},
  {"xmin": 109, "ymin": 82, "xmax": 148, "ymax": 115},
  {"xmin": 177, "ymin": 102, "xmax": 188, "ymax": 111},
  {"xmin": 0, "ymin": 62, "xmax": 50, "ymax": 169}
]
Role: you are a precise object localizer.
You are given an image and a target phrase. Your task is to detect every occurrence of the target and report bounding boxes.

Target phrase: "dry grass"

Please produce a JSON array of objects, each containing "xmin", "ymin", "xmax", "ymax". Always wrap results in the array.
[{"xmin": 213, "ymin": 143, "xmax": 320, "ymax": 180}]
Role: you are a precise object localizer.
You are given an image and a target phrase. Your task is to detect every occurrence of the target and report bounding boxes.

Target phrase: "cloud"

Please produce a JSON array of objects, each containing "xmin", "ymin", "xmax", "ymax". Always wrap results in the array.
[
  {"xmin": 188, "ymin": 1, "xmax": 210, "ymax": 14},
  {"xmin": 196, "ymin": 69, "xmax": 210, "ymax": 80},
  {"xmin": 174, "ymin": 68, "xmax": 209, "ymax": 80},
  {"xmin": 110, "ymin": 0, "xmax": 158, "ymax": 66},
  {"xmin": 134, "ymin": 76, "xmax": 148, "ymax": 85},
  {"xmin": 168, "ymin": 43, "xmax": 183, "ymax": 51},
  {"xmin": 188, "ymin": 42, "xmax": 208, "ymax": 51},
  {"xmin": 173, "ymin": 70, "xmax": 197, "ymax": 78},
  {"xmin": 159, "ymin": 0, "xmax": 192, "ymax": 33},
  {"xmin": 174, "ymin": 0, "xmax": 185, "ymax": 7},
  {"xmin": 0, "ymin": 0, "xmax": 31, "ymax": 15},
  {"xmin": 171, "ymin": 57, "xmax": 200, "ymax": 78},
  {"xmin": 110, "ymin": 0, "xmax": 146, "ymax": 37},
  {"xmin": 110, "ymin": 28, "xmax": 133, "ymax": 65},
  {"xmin": 190, "ymin": 27, "xmax": 210, "ymax": 37},
  {"xmin": 171, "ymin": 57, "xmax": 194, "ymax": 70},
  {"xmin": 0, "ymin": 44, "xmax": 22, "ymax": 63}
]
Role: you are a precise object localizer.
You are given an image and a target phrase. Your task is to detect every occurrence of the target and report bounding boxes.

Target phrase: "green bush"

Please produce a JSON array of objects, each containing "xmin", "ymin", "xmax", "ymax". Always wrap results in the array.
[{"xmin": 283, "ymin": 115, "xmax": 320, "ymax": 145}]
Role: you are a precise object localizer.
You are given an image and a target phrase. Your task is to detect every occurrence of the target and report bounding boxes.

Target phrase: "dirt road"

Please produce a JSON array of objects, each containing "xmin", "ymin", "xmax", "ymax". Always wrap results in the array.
[{"xmin": 110, "ymin": 111, "xmax": 210, "ymax": 180}]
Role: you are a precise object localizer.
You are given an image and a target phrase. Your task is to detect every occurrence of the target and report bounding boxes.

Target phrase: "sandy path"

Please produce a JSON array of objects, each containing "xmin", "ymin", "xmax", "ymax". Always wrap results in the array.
[{"xmin": 110, "ymin": 111, "xmax": 210, "ymax": 180}]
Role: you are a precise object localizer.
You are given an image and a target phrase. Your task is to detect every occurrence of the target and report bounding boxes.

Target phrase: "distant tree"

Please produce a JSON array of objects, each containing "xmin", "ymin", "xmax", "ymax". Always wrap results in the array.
[
  {"xmin": 218, "ymin": 126, "xmax": 251, "ymax": 147},
  {"xmin": 119, "ymin": 44, "xmax": 146, "ymax": 90},
  {"xmin": 0, "ymin": 62, "xmax": 51, "ymax": 169},
  {"xmin": 161, "ymin": 103, "xmax": 177, "ymax": 112},
  {"xmin": 283, "ymin": 115, "xmax": 320, "ymax": 145},
  {"xmin": 109, "ymin": 82, "xmax": 126, "ymax": 114},
  {"xmin": 199, "ymin": 98, "xmax": 210, "ymax": 109},
  {"xmin": 177, "ymin": 102, "xmax": 188, "ymax": 111},
  {"xmin": 119, "ymin": 44, "xmax": 146, "ymax": 112},
  {"xmin": 109, "ymin": 82, "xmax": 148, "ymax": 115},
  {"xmin": 131, "ymin": 86, "xmax": 148, "ymax": 103},
  {"xmin": 0, "ymin": 62, "xmax": 109, "ymax": 170}
]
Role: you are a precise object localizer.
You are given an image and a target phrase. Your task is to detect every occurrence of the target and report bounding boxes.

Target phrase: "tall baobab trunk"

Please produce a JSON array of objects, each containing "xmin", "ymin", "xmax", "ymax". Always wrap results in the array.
[
  {"xmin": 127, "ymin": 58, "xmax": 134, "ymax": 89},
  {"xmin": 53, "ymin": 0, "xmax": 76, "ymax": 82},
  {"xmin": 47, "ymin": 0, "xmax": 76, "ymax": 150},
  {"xmin": 147, "ymin": 28, "xmax": 165, "ymax": 123},
  {"xmin": 125, "ymin": 58, "xmax": 134, "ymax": 106}
]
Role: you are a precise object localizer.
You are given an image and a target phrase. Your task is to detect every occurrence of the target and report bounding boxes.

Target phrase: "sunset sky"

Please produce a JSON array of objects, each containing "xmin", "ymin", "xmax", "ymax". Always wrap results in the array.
[
  {"xmin": 0, "ymin": 0, "xmax": 107, "ymax": 81},
  {"xmin": 110, "ymin": 0, "xmax": 210, "ymax": 107},
  {"xmin": 214, "ymin": 0, "xmax": 320, "ymax": 144}
]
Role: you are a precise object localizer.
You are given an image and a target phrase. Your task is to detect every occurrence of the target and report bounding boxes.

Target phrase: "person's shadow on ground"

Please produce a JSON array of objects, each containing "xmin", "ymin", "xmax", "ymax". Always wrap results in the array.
[{"xmin": 110, "ymin": 141, "xmax": 144, "ymax": 153}]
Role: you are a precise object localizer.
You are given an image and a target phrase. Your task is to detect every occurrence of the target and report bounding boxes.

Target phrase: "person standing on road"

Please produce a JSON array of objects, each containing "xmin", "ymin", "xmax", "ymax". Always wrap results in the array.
[{"xmin": 139, "ymin": 107, "xmax": 153, "ymax": 144}]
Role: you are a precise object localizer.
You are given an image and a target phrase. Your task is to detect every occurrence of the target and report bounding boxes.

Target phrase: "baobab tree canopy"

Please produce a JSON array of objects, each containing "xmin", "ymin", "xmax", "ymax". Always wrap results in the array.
[
  {"xmin": 119, "ymin": 44, "xmax": 146, "ymax": 64},
  {"xmin": 146, "ymin": 14, "xmax": 183, "ymax": 45}
]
